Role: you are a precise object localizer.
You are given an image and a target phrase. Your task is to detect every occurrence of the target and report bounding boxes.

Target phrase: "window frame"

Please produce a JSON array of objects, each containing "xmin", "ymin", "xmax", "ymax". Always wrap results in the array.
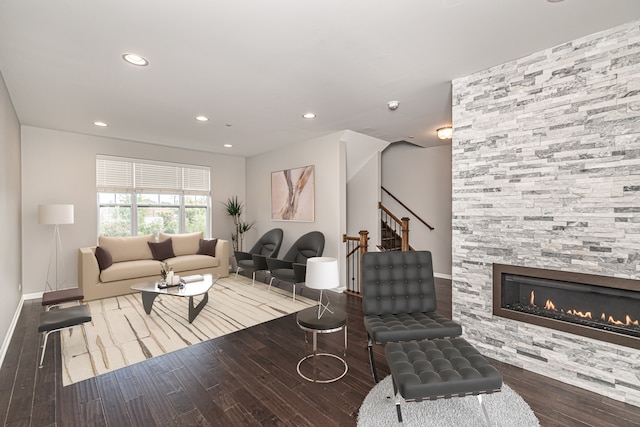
[{"xmin": 96, "ymin": 155, "xmax": 211, "ymax": 237}]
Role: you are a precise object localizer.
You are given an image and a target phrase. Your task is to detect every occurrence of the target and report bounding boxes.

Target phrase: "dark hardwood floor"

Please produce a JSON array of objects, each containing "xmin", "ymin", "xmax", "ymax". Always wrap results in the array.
[{"xmin": 2, "ymin": 277, "xmax": 640, "ymax": 426}]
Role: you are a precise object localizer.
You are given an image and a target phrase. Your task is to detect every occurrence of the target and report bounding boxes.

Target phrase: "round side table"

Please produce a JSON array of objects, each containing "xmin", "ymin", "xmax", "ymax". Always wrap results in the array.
[{"xmin": 296, "ymin": 306, "xmax": 348, "ymax": 383}]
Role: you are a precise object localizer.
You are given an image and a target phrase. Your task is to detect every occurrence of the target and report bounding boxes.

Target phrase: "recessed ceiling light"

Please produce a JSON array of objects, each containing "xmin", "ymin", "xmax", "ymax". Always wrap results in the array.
[
  {"xmin": 195, "ymin": 115, "xmax": 209, "ymax": 122},
  {"xmin": 93, "ymin": 121, "xmax": 108, "ymax": 127},
  {"xmin": 302, "ymin": 112, "xmax": 316, "ymax": 119},
  {"xmin": 122, "ymin": 53, "xmax": 149, "ymax": 66},
  {"xmin": 224, "ymin": 144, "xmax": 233, "ymax": 148},
  {"xmin": 387, "ymin": 100, "xmax": 400, "ymax": 110},
  {"xmin": 547, "ymin": 0, "xmax": 564, "ymax": 2}
]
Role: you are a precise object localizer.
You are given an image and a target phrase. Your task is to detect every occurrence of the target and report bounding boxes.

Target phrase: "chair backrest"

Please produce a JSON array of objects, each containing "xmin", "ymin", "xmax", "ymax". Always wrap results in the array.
[
  {"xmin": 282, "ymin": 231, "xmax": 325, "ymax": 263},
  {"xmin": 248, "ymin": 228, "xmax": 283, "ymax": 257},
  {"xmin": 361, "ymin": 251, "xmax": 437, "ymax": 316}
]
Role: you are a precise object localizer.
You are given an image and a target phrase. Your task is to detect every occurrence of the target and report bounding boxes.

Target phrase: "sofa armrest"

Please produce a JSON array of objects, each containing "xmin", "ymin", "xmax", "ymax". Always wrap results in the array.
[
  {"xmin": 292, "ymin": 263, "xmax": 307, "ymax": 283},
  {"xmin": 266, "ymin": 257, "xmax": 293, "ymax": 271},
  {"xmin": 234, "ymin": 251, "xmax": 253, "ymax": 262},
  {"xmin": 215, "ymin": 239, "xmax": 230, "ymax": 276},
  {"xmin": 78, "ymin": 247, "xmax": 99, "ymax": 291},
  {"xmin": 251, "ymin": 254, "xmax": 268, "ymax": 271}
]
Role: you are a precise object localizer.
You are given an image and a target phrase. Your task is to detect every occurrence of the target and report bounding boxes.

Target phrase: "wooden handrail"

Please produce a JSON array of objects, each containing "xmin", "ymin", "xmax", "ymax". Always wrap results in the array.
[
  {"xmin": 381, "ymin": 186, "xmax": 434, "ymax": 230},
  {"xmin": 378, "ymin": 202, "xmax": 402, "ymax": 225},
  {"xmin": 378, "ymin": 202, "xmax": 411, "ymax": 251}
]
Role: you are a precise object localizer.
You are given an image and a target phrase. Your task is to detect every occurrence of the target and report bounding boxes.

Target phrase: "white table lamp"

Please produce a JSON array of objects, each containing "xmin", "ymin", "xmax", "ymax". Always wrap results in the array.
[
  {"xmin": 39, "ymin": 204, "xmax": 74, "ymax": 291},
  {"xmin": 305, "ymin": 257, "xmax": 339, "ymax": 319}
]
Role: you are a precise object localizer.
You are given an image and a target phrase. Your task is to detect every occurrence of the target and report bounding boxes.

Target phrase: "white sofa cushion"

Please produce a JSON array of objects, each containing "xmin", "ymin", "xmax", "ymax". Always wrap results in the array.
[
  {"xmin": 159, "ymin": 232, "xmax": 203, "ymax": 256},
  {"xmin": 166, "ymin": 254, "xmax": 219, "ymax": 272},
  {"xmin": 98, "ymin": 234, "xmax": 155, "ymax": 263},
  {"xmin": 100, "ymin": 259, "xmax": 161, "ymax": 283}
]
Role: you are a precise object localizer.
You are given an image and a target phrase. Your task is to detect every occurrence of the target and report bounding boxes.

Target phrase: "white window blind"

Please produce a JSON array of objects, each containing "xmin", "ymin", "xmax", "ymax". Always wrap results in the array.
[{"xmin": 96, "ymin": 155, "xmax": 210, "ymax": 195}]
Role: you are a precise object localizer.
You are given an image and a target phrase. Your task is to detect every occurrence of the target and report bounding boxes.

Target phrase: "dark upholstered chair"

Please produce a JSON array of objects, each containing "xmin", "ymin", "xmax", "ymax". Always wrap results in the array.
[
  {"xmin": 265, "ymin": 231, "xmax": 325, "ymax": 302},
  {"xmin": 361, "ymin": 250, "xmax": 462, "ymax": 383},
  {"xmin": 234, "ymin": 228, "xmax": 283, "ymax": 286}
]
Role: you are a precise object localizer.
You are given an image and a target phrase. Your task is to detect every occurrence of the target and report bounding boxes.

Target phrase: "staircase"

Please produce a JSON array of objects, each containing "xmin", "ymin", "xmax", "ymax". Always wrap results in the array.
[
  {"xmin": 379, "ymin": 220, "xmax": 403, "ymax": 251},
  {"xmin": 343, "ymin": 187, "xmax": 433, "ymax": 294}
]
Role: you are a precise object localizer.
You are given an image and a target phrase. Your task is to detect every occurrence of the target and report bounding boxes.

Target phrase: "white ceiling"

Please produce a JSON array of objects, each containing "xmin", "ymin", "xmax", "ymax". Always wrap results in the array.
[{"xmin": 1, "ymin": 1, "xmax": 640, "ymax": 158}]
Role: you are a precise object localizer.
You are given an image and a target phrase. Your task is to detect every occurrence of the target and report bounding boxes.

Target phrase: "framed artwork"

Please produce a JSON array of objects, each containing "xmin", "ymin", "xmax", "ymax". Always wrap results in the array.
[{"xmin": 271, "ymin": 165, "xmax": 315, "ymax": 221}]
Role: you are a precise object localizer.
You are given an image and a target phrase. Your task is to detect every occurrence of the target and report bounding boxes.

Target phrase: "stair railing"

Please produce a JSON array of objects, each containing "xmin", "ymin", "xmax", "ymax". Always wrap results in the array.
[
  {"xmin": 342, "ymin": 230, "xmax": 369, "ymax": 296},
  {"xmin": 381, "ymin": 186, "xmax": 434, "ymax": 231},
  {"xmin": 379, "ymin": 202, "xmax": 410, "ymax": 251}
]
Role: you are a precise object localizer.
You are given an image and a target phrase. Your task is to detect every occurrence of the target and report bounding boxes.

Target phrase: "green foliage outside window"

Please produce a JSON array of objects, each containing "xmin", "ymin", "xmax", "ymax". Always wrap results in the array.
[{"xmin": 99, "ymin": 192, "xmax": 208, "ymax": 237}]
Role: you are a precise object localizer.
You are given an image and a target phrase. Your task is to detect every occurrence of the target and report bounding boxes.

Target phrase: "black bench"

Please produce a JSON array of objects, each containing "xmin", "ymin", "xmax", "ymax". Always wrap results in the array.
[{"xmin": 385, "ymin": 337, "xmax": 503, "ymax": 424}]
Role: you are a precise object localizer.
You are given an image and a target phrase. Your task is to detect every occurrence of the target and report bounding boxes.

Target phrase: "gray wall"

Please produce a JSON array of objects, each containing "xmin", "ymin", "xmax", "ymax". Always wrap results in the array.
[
  {"xmin": 382, "ymin": 143, "xmax": 453, "ymax": 277},
  {"xmin": 345, "ymin": 130, "xmax": 390, "ymax": 252},
  {"xmin": 245, "ymin": 131, "xmax": 345, "ymax": 265},
  {"xmin": 0, "ymin": 71, "xmax": 22, "ymax": 364},
  {"xmin": 21, "ymin": 126, "xmax": 246, "ymax": 296},
  {"xmin": 452, "ymin": 20, "xmax": 640, "ymax": 406}
]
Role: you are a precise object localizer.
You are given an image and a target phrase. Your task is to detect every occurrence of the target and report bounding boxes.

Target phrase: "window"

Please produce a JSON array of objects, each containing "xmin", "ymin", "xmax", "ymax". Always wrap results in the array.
[{"xmin": 97, "ymin": 155, "xmax": 210, "ymax": 237}]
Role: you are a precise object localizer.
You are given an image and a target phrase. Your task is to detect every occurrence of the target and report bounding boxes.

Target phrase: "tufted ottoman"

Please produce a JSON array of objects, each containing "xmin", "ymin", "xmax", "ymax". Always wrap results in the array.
[{"xmin": 385, "ymin": 337, "xmax": 503, "ymax": 424}]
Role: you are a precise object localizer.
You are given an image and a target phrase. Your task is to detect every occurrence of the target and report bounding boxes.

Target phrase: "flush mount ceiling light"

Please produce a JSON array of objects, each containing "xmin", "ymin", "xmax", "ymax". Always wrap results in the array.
[
  {"xmin": 122, "ymin": 53, "xmax": 149, "ymax": 66},
  {"xmin": 302, "ymin": 112, "xmax": 316, "ymax": 119},
  {"xmin": 223, "ymin": 144, "xmax": 233, "ymax": 148},
  {"xmin": 195, "ymin": 115, "xmax": 209, "ymax": 122},
  {"xmin": 437, "ymin": 126, "xmax": 453, "ymax": 140},
  {"xmin": 387, "ymin": 100, "xmax": 400, "ymax": 110},
  {"xmin": 93, "ymin": 121, "xmax": 108, "ymax": 127}
]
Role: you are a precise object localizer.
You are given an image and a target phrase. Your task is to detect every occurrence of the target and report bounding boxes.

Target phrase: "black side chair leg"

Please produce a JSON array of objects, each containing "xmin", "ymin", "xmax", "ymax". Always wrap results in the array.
[{"xmin": 367, "ymin": 334, "xmax": 379, "ymax": 383}]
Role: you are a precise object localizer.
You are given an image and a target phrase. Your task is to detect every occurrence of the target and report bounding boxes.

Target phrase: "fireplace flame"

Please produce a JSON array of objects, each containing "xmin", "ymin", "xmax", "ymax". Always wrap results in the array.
[
  {"xmin": 567, "ymin": 309, "xmax": 592, "ymax": 319},
  {"xmin": 530, "ymin": 291, "xmax": 534, "ymax": 306},
  {"xmin": 607, "ymin": 315, "xmax": 640, "ymax": 327},
  {"xmin": 529, "ymin": 292, "xmax": 637, "ymax": 328}
]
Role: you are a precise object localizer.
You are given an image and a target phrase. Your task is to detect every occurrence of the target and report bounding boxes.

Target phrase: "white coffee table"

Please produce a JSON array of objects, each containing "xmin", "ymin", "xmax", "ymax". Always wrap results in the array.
[{"xmin": 131, "ymin": 274, "xmax": 219, "ymax": 323}]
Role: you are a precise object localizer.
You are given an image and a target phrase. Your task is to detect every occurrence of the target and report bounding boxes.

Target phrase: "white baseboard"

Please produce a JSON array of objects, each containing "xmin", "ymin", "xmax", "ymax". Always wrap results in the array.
[
  {"xmin": 24, "ymin": 291, "xmax": 44, "ymax": 300},
  {"xmin": 0, "ymin": 295, "xmax": 25, "ymax": 370}
]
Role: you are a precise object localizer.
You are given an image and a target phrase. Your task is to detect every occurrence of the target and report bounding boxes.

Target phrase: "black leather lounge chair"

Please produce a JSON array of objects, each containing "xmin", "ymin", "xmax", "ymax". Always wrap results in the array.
[
  {"xmin": 234, "ymin": 228, "xmax": 283, "ymax": 286},
  {"xmin": 265, "ymin": 231, "xmax": 325, "ymax": 302},
  {"xmin": 361, "ymin": 250, "xmax": 463, "ymax": 383}
]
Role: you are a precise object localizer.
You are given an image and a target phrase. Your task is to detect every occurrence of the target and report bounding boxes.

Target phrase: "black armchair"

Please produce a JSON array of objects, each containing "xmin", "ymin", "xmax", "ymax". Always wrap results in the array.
[
  {"xmin": 361, "ymin": 250, "xmax": 462, "ymax": 383},
  {"xmin": 234, "ymin": 228, "xmax": 283, "ymax": 286},
  {"xmin": 265, "ymin": 231, "xmax": 325, "ymax": 302}
]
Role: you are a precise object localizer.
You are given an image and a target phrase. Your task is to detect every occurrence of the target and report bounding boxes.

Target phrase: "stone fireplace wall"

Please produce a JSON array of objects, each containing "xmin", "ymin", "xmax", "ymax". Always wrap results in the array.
[{"xmin": 451, "ymin": 20, "xmax": 640, "ymax": 406}]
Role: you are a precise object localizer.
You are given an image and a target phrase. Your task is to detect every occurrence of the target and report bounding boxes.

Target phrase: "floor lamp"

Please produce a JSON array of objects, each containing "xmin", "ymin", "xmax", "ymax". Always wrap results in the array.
[{"xmin": 39, "ymin": 204, "xmax": 74, "ymax": 291}]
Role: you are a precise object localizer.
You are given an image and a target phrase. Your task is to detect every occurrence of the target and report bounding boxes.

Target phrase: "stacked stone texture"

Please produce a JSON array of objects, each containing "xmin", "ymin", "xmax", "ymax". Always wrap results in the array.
[{"xmin": 452, "ymin": 20, "xmax": 640, "ymax": 406}]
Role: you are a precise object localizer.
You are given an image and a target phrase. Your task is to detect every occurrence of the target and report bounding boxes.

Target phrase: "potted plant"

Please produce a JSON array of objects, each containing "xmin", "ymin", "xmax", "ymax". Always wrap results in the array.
[
  {"xmin": 223, "ymin": 196, "xmax": 254, "ymax": 252},
  {"xmin": 160, "ymin": 262, "xmax": 172, "ymax": 283}
]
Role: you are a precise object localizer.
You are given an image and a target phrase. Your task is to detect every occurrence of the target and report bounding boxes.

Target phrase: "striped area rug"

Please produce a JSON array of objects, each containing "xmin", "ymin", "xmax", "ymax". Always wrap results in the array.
[{"xmin": 60, "ymin": 275, "xmax": 316, "ymax": 386}]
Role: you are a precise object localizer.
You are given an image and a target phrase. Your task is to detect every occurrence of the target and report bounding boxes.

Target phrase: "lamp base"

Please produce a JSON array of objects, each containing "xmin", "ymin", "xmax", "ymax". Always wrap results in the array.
[
  {"xmin": 316, "ymin": 290, "xmax": 334, "ymax": 319},
  {"xmin": 45, "ymin": 224, "xmax": 69, "ymax": 292}
]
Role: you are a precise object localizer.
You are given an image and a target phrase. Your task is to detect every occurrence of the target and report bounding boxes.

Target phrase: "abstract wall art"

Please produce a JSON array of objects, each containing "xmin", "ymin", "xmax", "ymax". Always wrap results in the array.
[{"xmin": 271, "ymin": 165, "xmax": 314, "ymax": 221}]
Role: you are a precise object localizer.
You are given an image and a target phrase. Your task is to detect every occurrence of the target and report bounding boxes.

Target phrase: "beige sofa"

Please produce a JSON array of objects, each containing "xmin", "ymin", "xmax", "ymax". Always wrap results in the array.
[{"xmin": 78, "ymin": 232, "xmax": 229, "ymax": 301}]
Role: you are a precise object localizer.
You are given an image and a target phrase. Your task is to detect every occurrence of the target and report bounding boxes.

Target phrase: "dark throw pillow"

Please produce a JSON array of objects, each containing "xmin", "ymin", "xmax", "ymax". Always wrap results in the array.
[
  {"xmin": 148, "ymin": 238, "xmax": 176, "ymax": 261},
  {"xmin": 95, "ymin": 246, "xmax": 113, "ymax": 270},
  {"xmin": 197, "ymin": 238, "xmax": 218, "ymax": 257}
]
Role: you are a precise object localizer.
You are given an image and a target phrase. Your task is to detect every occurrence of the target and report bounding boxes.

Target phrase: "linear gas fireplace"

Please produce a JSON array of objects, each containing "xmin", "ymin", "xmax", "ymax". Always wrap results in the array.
[{"xmin": 493, "ymin": 264, "xmax": 640, "ymax": 350}]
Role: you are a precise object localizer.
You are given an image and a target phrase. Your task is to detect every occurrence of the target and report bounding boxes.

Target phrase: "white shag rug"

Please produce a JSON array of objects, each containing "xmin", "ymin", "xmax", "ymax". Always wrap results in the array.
[{"xmin": 358, "ymin": 376, "xmax": 540, "ymax": 427}]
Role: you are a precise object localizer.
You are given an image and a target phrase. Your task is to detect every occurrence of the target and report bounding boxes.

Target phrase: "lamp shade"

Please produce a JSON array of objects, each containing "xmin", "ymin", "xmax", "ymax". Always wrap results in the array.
[
  {"xmin": 38, "ymin": 204, "xmax": 74, "ymax": 225},
  {"xmin": 305, "ymin": 257, "xmax": 339, "ymax": 290}
]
